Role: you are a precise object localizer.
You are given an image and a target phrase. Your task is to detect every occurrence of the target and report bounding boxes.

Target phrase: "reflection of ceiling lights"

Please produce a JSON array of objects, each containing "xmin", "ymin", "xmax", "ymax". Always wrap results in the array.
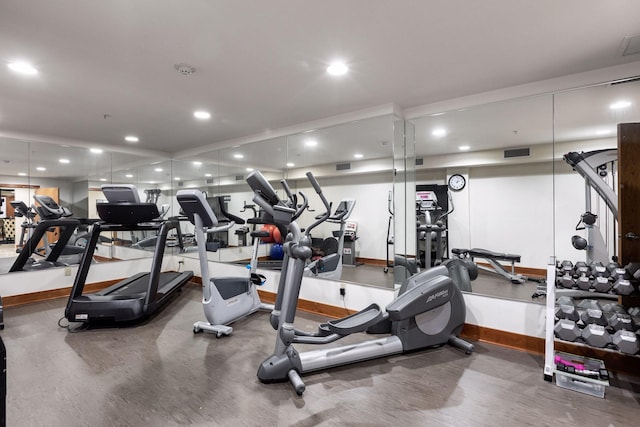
[
  {"xmin": 36, "ymin": 166, "xmax": 46, "ymax": 171},
  {"xmin": 303, "ymin": 129, "xmax": 315, "ymax": 134},
  {"xmin": 154, "ymin": 168, "xmax": 163, "ymax": 172},
  {"xmin": 459, "ymin": 145, "xmax": 470, "ymax": 151},
  {"xmin": 430, "ymin": 112, "xmax": 445, "ymax": 117},
  {"xmin": 18, "ymin": 172, "xmax": 27, "ymax": 176},
  {"xmin": 234, "ymin": 154, "xmax": 244, "ymax": 159},
  {"xmin": 125, "ymin": 174, "xmax": 134, "ymax": 178},
  {"xmin": 193, "ymin": 111, "xmax": 211, "ymax": 120},
  {"xmin": 354, "ymin": 153, "xmax": 363, "ymax": 159},
  {"xmin": 246, "ymin": 168, "xmax": 254, "ymax": 172},
  {"xmin": 610, "ymin": 100, "xmax": 631, "ymax": 109},
  {"xmin": 193, "ymin": 161, "xmax": 202, "ymax": 166},
  {"xmin": 305, "ymin": 139, "xmax": 317, "ymax": 147},
  {"xmin": 90, "ymin": 148, "xmax": 103, "ymax": 154},
  {"xmin": 99, "ymin": 178, "xmax": 107, "ymax": 182},
  {"xmin": 432, "ymin": 128, "xmax": 447, "ymax": 137},
  {"xmin": 8, "ymin": 61, "xmax": 38, "ymax": 75},
  {"xmin": 125, "ymin": 135, "xmax": 139, "ymax": 143},
  {"xmin": 59, "ymin": 158, "xmax": 70, "ymax": 164},
  {"xmin": 327, "ymin": 61, "xmax": 348, "ymax": 76},
  {"xmin": 205, "ymin": 173, "xmax": 212, "ymax": 177},
  {"xmin": 174, "ymin": 177, "xmax": 181, "ymax": 181},
  {"xmin": 286, "ymin": 162, "xmax": 295, "ymax": 167},
  {"xmin": 596, "ymin": 129, "xmax": 612, "ymax": 135}
]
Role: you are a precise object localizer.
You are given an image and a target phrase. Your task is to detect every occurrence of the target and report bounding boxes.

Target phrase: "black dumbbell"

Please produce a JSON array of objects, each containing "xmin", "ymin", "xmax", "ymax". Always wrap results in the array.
[
  {"xmin": 554, "ymin": 319, "xmax": 581, "ymax": 342},
  {"xmin": 582, "ymin": 324, "xmax": 612, "ymax": 348},
  {"xmin": 580, "ymin": 308, "xmax": 608, "ymax": 326},
  {"xmin": 609, "ymin": 313, "xmax": 636, "ymax": 332},
  {"xmin": 612, "ymin": 330, "xmax": 639, "ymax": 355},
  {"xmin": 593, "ymin": 276, "xmax": 612, "ymax": 293},
  {"xmin": 576, "ymin": 276, "xmax": 592, "ymax": 290},
  {"xmin": 558, "ymin": 274, "xmax": 575, "ymax": 289},
  {"xmin": 578, "ymin": 299, "xmax": 602, "ymax": 311},
  {"xmin": 574, "ymin": 261, "xmax": 589, "ymax": 276},
  {"xmin": 628, "ymin": 307, "xmax": 640, "ymax": 317},
  {"xmin": 555, "ymin": 304, "xmax": 579, "ymax": 321},
  {"xmin": 613, "ymin": 278, "xmax": 634, "ymax": 295},
  {"xmin": 556, "ymin": 296, "xmax": 575, "ymax": 306}
]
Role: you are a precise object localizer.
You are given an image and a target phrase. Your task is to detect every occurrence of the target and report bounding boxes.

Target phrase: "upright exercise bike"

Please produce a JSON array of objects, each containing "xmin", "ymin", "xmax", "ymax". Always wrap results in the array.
[
  {"xmin": 247, "ymin": 170, "xmax": 476, "ymax": 395},
  {"xmin": 176, "ymin": 189, "xmax": 274, "ymax": 337}
]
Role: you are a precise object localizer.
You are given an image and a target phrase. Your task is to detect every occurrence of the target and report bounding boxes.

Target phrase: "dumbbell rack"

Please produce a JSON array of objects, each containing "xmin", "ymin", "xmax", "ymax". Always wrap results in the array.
[{"xmin": 544, "ymin": 257, "xmax": 640, "ymax": 386}]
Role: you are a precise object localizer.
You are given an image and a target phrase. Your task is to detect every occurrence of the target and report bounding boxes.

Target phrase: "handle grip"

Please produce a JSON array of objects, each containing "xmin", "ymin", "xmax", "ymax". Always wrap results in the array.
[
  {"xmin": 280, "ymin": 179, "xmax": 294, "ymax": 201},
  {"xmin": 306, "ymin": 172, "xmax": 322, "ymax": 194}
]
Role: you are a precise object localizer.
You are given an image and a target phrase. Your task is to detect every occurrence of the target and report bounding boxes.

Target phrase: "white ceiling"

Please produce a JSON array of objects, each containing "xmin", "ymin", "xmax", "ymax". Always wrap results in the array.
[{"xmin": 1, "ymin": 0, "xmax": 640, "ymax": 160}]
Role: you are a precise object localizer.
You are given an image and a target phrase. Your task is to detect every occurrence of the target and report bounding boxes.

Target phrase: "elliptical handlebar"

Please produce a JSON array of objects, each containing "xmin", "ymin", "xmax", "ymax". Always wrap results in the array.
[
  {"xmin": 304, "ymin": 172, "xmax": 331, "ymax": 236},
  {"xmin": 292, "ymin": 192, "xmax": 308, "ymax": 221}
]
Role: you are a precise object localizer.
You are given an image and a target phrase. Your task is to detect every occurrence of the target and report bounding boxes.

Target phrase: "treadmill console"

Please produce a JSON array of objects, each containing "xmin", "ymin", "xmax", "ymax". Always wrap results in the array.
[
  {"xmin": 33, "ymin": 194, "xmax": 69, "ymax": 219},
  {"xmin": 98, "ymin": 184, "xmax": 160, "ymax": 224}
]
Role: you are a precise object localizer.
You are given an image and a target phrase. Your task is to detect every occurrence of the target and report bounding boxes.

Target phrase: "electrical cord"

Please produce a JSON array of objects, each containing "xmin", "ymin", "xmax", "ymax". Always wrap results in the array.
[{"xmin": 57, "ymin": 316, "xmax": 88, "ymax": 333}]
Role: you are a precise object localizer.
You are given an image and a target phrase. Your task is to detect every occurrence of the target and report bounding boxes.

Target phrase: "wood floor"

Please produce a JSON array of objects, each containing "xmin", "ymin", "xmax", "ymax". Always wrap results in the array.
[{"xmin": 1, "ymin": 284, "xmax": 638, "ymax": 426}]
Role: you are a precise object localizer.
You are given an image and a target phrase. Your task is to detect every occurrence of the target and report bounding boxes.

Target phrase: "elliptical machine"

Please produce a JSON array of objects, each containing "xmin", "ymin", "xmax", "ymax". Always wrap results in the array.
[
  {"xmin": 176, "ymin": 189, "xmax": 274, "ymax": 337},
  {"xmin": 247, "ymin": 170, "xmax": 476, "ymax": 395}
]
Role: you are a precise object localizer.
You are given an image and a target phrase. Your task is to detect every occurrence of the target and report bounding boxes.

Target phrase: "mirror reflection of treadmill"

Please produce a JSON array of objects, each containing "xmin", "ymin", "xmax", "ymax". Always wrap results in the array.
[{"xmin": 64, "ymin": 185, "xmax": 193, "ymax": 325}]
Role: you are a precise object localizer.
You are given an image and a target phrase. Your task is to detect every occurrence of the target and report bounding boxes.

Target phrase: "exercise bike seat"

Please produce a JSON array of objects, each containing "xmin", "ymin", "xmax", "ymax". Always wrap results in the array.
[
  {"xmin": 325, "ymin": 303, "xmax": 383, "ymax": 335},
  {"xmin": 468, "ymin": 248, "xmax": 520, "ymax": 263}
]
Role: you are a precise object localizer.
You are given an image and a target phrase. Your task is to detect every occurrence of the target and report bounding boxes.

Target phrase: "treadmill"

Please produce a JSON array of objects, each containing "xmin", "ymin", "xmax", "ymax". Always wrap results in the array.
[{"xmin": 64, "ymin": 185, "xmax": 193, "ymax": 325}]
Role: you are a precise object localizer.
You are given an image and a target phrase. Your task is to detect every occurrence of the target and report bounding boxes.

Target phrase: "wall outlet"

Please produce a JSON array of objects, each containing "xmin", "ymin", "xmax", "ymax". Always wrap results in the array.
[
  {"xmin": 64, "ymin": 266, "xmax": 71, "ymax": 276},
  {"xmin": 340, "ymin": 283, "xmax": 346, "ymax": 296}
]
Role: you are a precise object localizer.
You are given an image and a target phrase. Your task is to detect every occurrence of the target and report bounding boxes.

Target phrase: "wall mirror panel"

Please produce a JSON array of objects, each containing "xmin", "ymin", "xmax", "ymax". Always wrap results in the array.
[
  {"xmin": 552, "ymin": 78, "xmax": 640, "ymax": 295},
  {"xmin": 283, "ymin": 115, "xmax": 396, "ymax": 288},
  {"xmin": 410, "ymin": 95, "xmax": 555, "ymax": 303}
]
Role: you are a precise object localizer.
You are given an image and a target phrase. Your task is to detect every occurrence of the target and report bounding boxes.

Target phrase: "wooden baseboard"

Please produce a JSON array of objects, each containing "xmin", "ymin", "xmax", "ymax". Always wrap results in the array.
[{"xmin": 4, "ymin": 278, "xmax": 638, "ymax": 375}]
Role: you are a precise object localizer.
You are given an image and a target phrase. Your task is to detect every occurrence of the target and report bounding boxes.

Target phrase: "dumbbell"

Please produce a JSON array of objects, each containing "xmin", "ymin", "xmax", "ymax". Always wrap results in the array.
[
  {"xmin": 628, "ymin": 307, "xmax": 640, "ymax": 317},
  {"xmin": 606, "ymin": 261, "xmax": 621, "ymax": 276},
  {"xmin": 558, "ymin": 273, "xmax": 576, "ymax": 289},
  {"xmin": 554, "ymin": 319, "xmax": 581, "ymax": 342},
  {"xmin": 556, "ymin": 296, "xmax": 575, "ymax": 306},
  {"xmin": 613, "ymin": 278, "xmax": 634, "ymax": 296},
  {"xmin": 555, "ymin": 304, "xmax": 579, "ymax": 321},
  {"xmin": 625, "ymin": 262, "xmax": 640, "ymax": 280},
  {"xmin": 576, "ymin": 275, "xmax": 592, "ymax": 290},
  {"xmin": 610, "ymin": 268, "xmax": 627, "ymax": 281},
  {"xmin": 612, "ymin": 330, "xmax": 640, "ymax": 355},
  {"xmin": 578, "ymin": 299, "xmax": 602, "ymax": 311},
  {"xmin": 593, "ymin": 276, "xmax": 612, "ymax": 293},
  {"xmin": 574, "ymin": 261, "xmax": 589, "ymax": 276},
  {"xmin": 608, "ymin": 313, "xmax": 636, "ymax": 332},
  {"xmin": 580, "ymin": 308, "xmax": 608, "ymax": 326},
  {"xmin": 581, "ymin": 324, "xmax": 611, "ymax": 348},
  {"xmin": 558, "ymin": 260, "xmax": 574, "ymax": 274},
  {"xmin": 602, "ymin": 302, "xmax": 626, "ymax": 314}
]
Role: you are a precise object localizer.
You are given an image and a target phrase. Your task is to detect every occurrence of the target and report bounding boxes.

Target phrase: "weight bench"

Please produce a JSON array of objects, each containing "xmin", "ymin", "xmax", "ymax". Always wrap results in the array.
[{"xmin": 452, "ymin": 248, "xmax": 527, "ymax": 284}]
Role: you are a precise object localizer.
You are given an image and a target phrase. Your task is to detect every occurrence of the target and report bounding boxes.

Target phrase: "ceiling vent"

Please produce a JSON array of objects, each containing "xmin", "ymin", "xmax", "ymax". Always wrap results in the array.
[
  {"xmin": 619, "ymin": 34, "xmax": 640, "ymax": 57},
  {"xmin": 336, "ymin": 162, "xmax": 351, "ymax": 171},
  {"xmin": 174, "ymin": 63, "xmax": 196, "ymax": 76},
  {"xmin": 504, "ymin": 148, "xmax": 530, "ymax": 158},
  {"xmin": 205, "ymin": 178, "xmax": 214, "ymax": 184},
  {"xmin": 235, "ymin": 175, "xmax": 244, "ymax": 181},
  {"xmin": 415, "ymin": 158, "xmax": 424, "ymax": 166}
]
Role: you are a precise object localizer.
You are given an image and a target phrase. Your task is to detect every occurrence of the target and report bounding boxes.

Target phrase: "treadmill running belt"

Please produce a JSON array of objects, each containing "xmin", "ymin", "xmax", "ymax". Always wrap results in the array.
[{"xmin": 100, "ymin": 272, "xmax": 188, "ymax": 297}]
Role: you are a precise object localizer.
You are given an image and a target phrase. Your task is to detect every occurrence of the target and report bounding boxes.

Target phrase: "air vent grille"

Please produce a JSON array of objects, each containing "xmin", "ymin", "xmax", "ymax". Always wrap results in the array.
[
  {"xmin": 205, "ymin": 178, "xmax": 214, "ymax": 184},
  {"xmin": 504, "ymin": 148, "xmax": 530, "ymax": 158},
  {"xmin": 336, "ymin": 163, "xmax": 351, "ymax": 171},
  {"xmin": 415, "ymin": 158, "xmax": 424, "ymax": 166},
  {"xmin": 235, "ymin": 175, "xmax": 244, "ymax": 181},
  {"xmin": 620, "ymin": 34, "xmax": 640, "ymax": 57}
]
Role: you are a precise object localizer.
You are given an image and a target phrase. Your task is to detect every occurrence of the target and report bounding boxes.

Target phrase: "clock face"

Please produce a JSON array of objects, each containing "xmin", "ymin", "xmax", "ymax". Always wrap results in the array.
[{"xmin": 448, "ymin": 174, "xmax": 466, "ymax": 191}]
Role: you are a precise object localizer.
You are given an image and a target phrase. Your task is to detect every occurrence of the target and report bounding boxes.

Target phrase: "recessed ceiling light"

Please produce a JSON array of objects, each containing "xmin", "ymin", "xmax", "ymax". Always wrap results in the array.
[
  {"xmin": 18, "ymin": 172, "xmax": 27, "ymax": 176},
  {"xmin": 125, "ymin": 135, "xmax": 139, "ymax": 143},
  {"xmin": 90, "ymin": 148, "xmax": 103, "ymax": 154},
  {"xmin": 303, "ymin": 129, "xmax": 315, "ymax": 134},
  {"xmin": 154, "ymin": 168, "xmax": 163, "ymax": 172},
  {"xmin": 193, "ymin": 111, "xmax": 211, "ymax": 120},
  {"xmin": 36, "ymin": 166, "xmax": 46, "ymax": 171},
  {"xmin": 327, "ymin": 61, "xmax": 348, "ymax": 76},
  {"xmin": 193, "ymin": 161, "xmax": 202, "ymax": 166},
  {"xmin": 234, "ymin": 154, "xmax": 244, "ymax": 159},
  {"xmin": 8, "ymin": 61, "xmax": 38, "ymax": 75},
  {"xmin": 125, "ymin": 174, "xmax": 134, "ymax": 178},
  {"xmin": 99, "ymin": 178, "xmax": 107, "ymax": 182},
  {"xmin": 458, "ymin": 145, "xmax": 470, "ymax": 151},
  {"xmin": 430, "ymin": 112, "xmax": 445, "ymax": 117},
  {"xmin": 432, "ymin": 128, "xmax": 447, "ymax": 137},
  {"xmin": 246, "ymin": 168, "xmax": 254, "ymax": 172},
  {"xmin": 610, "ymin": 100, "xmax": 631, "ymax": 110},
  {"xmin": 59, "ymin": 158, "xmax": 70, "ymax": 164},
  {"xmin": 174, "ymin": 177, "xmax": 181, "ymax": 181},
  {"xmin": 205, "ymin": 173, "xmax": 212, "ymax": 177},
  {"xmin": 286, "ymin": 162, "xmax": 295, "ymax": 168},
  {"xmin": 595, "ymin": 129, "xmax": 612, "ymax": 136},
  {"xmin": 354, "ymin": 153, "xmax": 363, "ymax": 159},
  {"xmin": 305, "ymin": 139, "xmax": 317, "ymax": 147}
]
